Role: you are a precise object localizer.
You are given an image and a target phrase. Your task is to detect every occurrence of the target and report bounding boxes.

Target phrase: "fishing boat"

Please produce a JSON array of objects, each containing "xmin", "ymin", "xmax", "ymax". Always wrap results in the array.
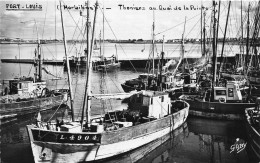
[
  {"xmin": 26, "ymin": 2, "xmax": 189, "ymax": 162},
  {"xmin": 220, "ymin": 2, "xmax": 260, "ymax": 89},
  {"xmin": 121, "ymin": 72, "xmax": 184, "ymax": 93},
  {"xmin": 0, "ymin": 41, "xmax": 68, "ymax": 120},
  {"xmin": 92, "ymin": 54, "xmax": 121, "ymax": 71},
  {"xmin": 179, "ymin": 1, "xmax": 258, "ymax": 120},
  {"xmin": 121, "ymin": 19, "xmax": 188, "ymax": 93},
  {"xmin": 179, "ymin": 80, "xmax": 257, "ymax": 120},
  {"xmin": 245, "ymin": 98, "xmax": 260, "ymax": 161},
  {"xmin": 92, "ymin": 32, "xmax": 121, "ymax": 71},
  {"xmin": 27, "ymin": 91, "xmax": 189, "ymax": 162}
]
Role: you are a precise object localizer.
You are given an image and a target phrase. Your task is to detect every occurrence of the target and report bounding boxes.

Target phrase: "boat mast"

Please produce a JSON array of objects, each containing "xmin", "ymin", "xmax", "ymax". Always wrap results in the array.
[
  {"xmin": 201, "ymin": 2, "xmax": 203, "ymax": 55},
  {"xmin": 215, "ymin": 1, "xmax": 221, "ymax": 57},
  {"xmin": 59, "ymin": 0, "xmax": 75, "ymax": 121},
  {"xmin": 251, "ymin": 2, "xmax": 260, "ymax": 69},
  {"xmin": 159, "ymin": 35, "xmax": 165, "ymax": 90},
  {"xmin": 99, "ymin": 30, "xmax": 102, "ymax": 60},
  {"xmin": 115, "ymin": 44, "xmax": 118, "ymax": 62},
  {"xmin": 37, "ymin": 40, "xmax": 42, "ymax": 82},
  {"xmin": 152, "ymin": 11, "xmax": 155, "ymax": 76},
  {"xmin": 181, "ymin": 17, "xmax": 186, "ymax": 73},
  {"xmin": 240, "ymin": 0, "xmax": 244, "ymax": 69},
  {"xmin": 203, "ymin": 11, "xmax": 206, "ymax": 56},
  {"xmin": 34, "ymin": 21, "xmax": 42, "ymax": 82},
  {"xmin": 85, "ymin": 1, "xmax": 98, "ymax": 128},
  {"xmin": 246, "ymin": 3, "xmax": 250, "ymax": 73},
  {"xmin": 219, "ymin": 1, "xmax": 231, "ymax": 78},
  {"xmin": 81, "ymin": 1, "xmax": 90, "ymax": 128},
  {"xmin": 102, "ymin": 1, "xmax": 105, "ymax": 62},
  {"xmin": 212, "ymin": 1, "xmax": 218, "ymax": 88}
]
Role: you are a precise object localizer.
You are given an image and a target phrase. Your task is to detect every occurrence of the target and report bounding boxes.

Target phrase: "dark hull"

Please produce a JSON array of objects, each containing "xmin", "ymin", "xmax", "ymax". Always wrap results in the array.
[
  {"xmin": 121, "ymin": 83, "xmax": 139, "ymax": 93},
  {"xmin": 184, "ymin": 99, "xmax": 256, "ymax": 120},
  {"xmin": 27, "ymin": 101, "xmax": 189, "ymax": 162},
  {"xmin": 95, "ymin": 63, "xmax": 121, "ymax": 71},
  {"xmin": 0, "ymin": 94, "xmax": 67, "ymax": 119},
  {"xmin": 245, "ymin": 107, "xmax": 260, "ymax": 162}
]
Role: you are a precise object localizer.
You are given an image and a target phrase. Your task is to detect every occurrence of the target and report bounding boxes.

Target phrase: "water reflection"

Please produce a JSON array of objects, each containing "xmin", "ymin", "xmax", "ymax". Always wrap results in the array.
[
  {"xmin": 95, "ymin": 117, "xmax": 249, "ymax": 163},
  {"xmin": 1, "ymin": 106, "xmax": 70, "ymax": 163},
  {"xmin": 185, "ymin": 117, "xmax": 248, "ymax": 163},
  {"xmin": 96, "ymin": 123, "xmax": 189, "ymax": 163}
]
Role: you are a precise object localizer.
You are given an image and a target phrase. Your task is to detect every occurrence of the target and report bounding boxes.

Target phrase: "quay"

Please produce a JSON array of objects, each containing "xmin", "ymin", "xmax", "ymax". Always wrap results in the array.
[
  {"xmin": 1, "ymin": 56, "xmax": 236, "ymax": 68},
  {"xmin": 2, "ymin": 58, "xmax": 196, "ymax": 68},
  {"xmin": 1, "ymin": 59, "xmax": 64, "ymax": 65}
]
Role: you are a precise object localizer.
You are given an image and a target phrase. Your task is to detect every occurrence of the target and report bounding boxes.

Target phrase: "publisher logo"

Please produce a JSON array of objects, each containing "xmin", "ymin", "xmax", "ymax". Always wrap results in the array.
[{"xmin": 230, "ymin": 138, "xmax": 247, "ymax": 154}]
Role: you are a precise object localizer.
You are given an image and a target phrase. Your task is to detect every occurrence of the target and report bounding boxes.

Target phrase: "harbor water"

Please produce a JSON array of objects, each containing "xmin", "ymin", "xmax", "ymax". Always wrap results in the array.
[{"xmin": 0, "ymin": 43, "xmax": 254, "ymax": 163}]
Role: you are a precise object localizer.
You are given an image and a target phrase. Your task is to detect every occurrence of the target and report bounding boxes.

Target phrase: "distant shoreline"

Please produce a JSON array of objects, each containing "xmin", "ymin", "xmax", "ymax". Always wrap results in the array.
[{"xmin": 0, "ymin": 41, "xmax": 253, "ymax": 45}]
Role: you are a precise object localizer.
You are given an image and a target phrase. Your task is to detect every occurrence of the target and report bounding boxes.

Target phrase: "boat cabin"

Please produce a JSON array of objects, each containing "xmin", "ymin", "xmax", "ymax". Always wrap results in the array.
[
  {"xmin": 160, "ymin": 73, "xmax": 183, "ymax": 90},
  {"xmin": 248, "ymin": 70, "xmax": 260, "ymax": 84},
  {"xmin": 128, "ymin": 91, "xmax": 171, "ymax": 119},
  {"xmin": 8, "ymin": 78, "xmax": 46, "ymax": 96},
  {"xmin": 213, "ymin": 81, "xmax": 242, "ymax": 102}
]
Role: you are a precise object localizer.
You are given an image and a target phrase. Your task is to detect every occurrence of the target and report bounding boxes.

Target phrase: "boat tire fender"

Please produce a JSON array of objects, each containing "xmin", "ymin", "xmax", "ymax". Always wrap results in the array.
[{"xmin": 219, "ymin": 97, "xmax": 226, "ymax": 103}]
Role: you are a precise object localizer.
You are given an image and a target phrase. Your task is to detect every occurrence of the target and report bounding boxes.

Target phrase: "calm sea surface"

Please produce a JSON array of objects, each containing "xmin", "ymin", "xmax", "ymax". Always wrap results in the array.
[{"xmin": 0, "ymin": 43, "xmax": 253, "ymax": 163}]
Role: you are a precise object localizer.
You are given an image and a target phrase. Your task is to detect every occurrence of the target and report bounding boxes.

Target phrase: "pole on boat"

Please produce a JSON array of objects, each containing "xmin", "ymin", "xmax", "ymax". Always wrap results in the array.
[
  {"xmin": 34, "ymin": 49, "xmax": 38, "ymax": 82},
  {"xmin": 152, "ymin": 10, "xmax": 155, "ymax": 76},
  {"xmin": 81, "ymin": 0, "xmax": 90, "ymax": 128},
  {"xmin": 37, "ymin": 40, "xmax": 42, "ymax": 82},
  {"xmin": 99, "ymin": 30, "xmax": 102, "ymax": 61},
  {"xmin": 212, "ymin": 1, "xmax": 217, "ymax": 87},
  {"xmin": 201, "ymin": 1, "xmax": 203, "ymax": 55},
  {"xmin": 85, "ymin": 0, "xmax": 98, "ymax": 128},
  {"xmin": 59, "ymin": 0, "xmax": 75, "ymax": 121},
  {"xmin": 245, "ymin": 3, "xmax": 250, "ymax": 74},
  {"xmin": 203, "ymin": 11, "xmax": 206, "ymax": 56},
  {"xmin": 115, "ymin": 44, "xmax": 118, "ymax": 62},
  {"xmin": 215, "ymin": 0, "xmax": 221, "ymax": 54},
  {"xmin": 211, "ymin": 1, "xmax": 218, "ymax": 102},
  {"xmin": 181, "ymin": 17, "xmax": 186, "ymax": 73},
  {"xmin": 102, "ymin": 0, "xmax": 105, "ymax": 62},
  {"xmin": 218, "ymin": 1, "xmax": 231, "ymax": 79},
  {"xmin": 159, "ymin": 35, "xmax": 165, "ymax": 90},
  {"xmin": 240, "ymin": 0, "xmax": 244, "ymax": 69}
]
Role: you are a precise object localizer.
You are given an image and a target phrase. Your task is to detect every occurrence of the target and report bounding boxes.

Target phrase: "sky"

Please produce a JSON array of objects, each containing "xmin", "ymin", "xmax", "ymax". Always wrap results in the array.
[{"xmin": 0, "ymin": 0, "xmax": 258, "ymax": 41}]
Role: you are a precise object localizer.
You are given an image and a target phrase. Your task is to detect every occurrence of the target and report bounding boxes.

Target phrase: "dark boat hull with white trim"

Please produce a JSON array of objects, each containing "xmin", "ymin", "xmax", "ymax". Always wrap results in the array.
[
  {"xmin": 26, "ymin": 100, "xmax": 189, "ymax": 162},
  {"xmin": 182, "ymin": 98, "xmax": 256, "ymax": 120}
]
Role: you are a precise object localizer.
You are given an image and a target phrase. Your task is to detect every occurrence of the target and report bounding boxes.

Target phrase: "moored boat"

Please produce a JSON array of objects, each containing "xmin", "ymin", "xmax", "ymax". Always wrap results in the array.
[
  {"xmin": 0, "ymin": 40, "xmax": 68, "ymax": 120},
  {"xmin": 179, "ymin": 1, "xmax": 259, "ymax": 120},
  {"xmin": 26, "ymin": 2, "xmax": 189, "ymax": 162},
  {"xmin": 27, "ymin": 91, "xmax": 189, "ymax": 162},
  {"xmin": 179, "ymin": 81, "xmax": 257, "ymax": 120},
  {"xmin": 93, "ymin": 56, "xmax": 121, "ymax": 71}
]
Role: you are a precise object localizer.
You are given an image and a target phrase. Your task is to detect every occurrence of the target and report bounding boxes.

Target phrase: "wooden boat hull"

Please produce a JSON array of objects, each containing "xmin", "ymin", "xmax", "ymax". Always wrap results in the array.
[
  {"xmin": 97, "ymin": 62, "xmax": 121, "ymax": 71},
  {"xmin": 183, "ymin": 99, "xmax": 256, "ymax": 120},
  {"xmin": 245, "ymin": 107, "xmax": 260, "ymax": 161},
  {"xmin": 121, "ymin": 83, "xmax": 141, "ymax": 93},
  {"xmin": 0, "ymin": 93, "xmax": 67, "ymax": 119},
  {"xmin": 26, "ymin": 102, "xmax": 189, "ymax": 162}
]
